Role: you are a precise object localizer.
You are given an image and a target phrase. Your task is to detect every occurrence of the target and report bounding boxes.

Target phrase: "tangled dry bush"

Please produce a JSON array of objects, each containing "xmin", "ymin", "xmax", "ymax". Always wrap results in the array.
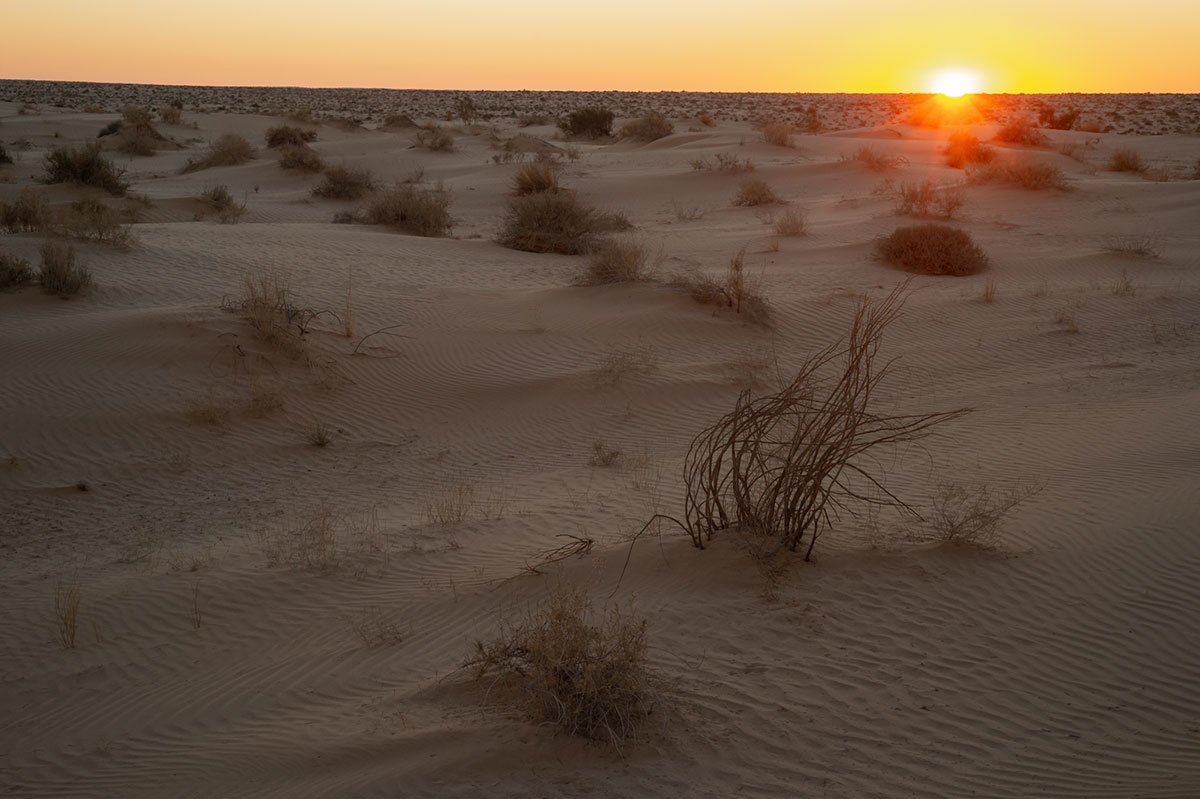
[
  {"xmin": 39, "ymin": 241, "xmax": 92, "ymax": 296},
  {"xmin": 919, "ymin": 482, "xmax": 1039, "ymax": 547},
  {"xmin": 993, "ymin": 115, "xmax": 1048, "ymax": 146},
  {"xmin": 363, "ymin": 182, "xmax": 453, "ymax": 236},
  {"xmin": 733, "ymin": 177, "xmax": 780, "ymax": 206},
  {"xmin": 265, "ymin": 125, "xmax": 317, "ymax": 148},
  {"xmin": 560, "ymin": 107, "xmax": 614, "ymax": 139},
  {"xmin": 847, "ymin": 146, "xmax": 906, "ymax": 172},
  {"xmin": 580, "ymin": 239, "xmax": 654, "ymax": 284},
  {"xmin": 183, "ymin": 133, "xmax": 255, "ymax": 173},
  {"xmin": 43, "ymin": 143, "xmax": 128, "ymax": 195},
  {"xmin": 761, "ymin": 122, "xmax": 795, "ymax": 147},
  {"xmin": 967, "ymin": 159, "xmax": 1068, "ymax": 191},
  {"xmin": 511, "ymin": 161, "xmax": 560, "ymax": 195},
  {"xmin": 680, "ymin": 286, "xmax": 970, "ymax": 559},
  {"xmin": 1, "ymin": 187, "xmax": 50, "ymax": 232},
  {"xmin": 774, "ymin": 208, "xmax": 806, "ymax": 237},
  {"xmin": 893, "ymin": 180, "xmax": 966, "ymax": 219},
  {"xmin": 312, "ymin": 164, "xmax": 375, "ymax": 200},
  {"xmin": 57, "ymin": 198, "xmax": 135, "ymax": 244},
  {"xmin": 466, "ymin": 584, "xmax": 652, "ymax": 750},
  {"xmin": 278, "ymin": 144, "xmax": 325, "ymax": 172},
  {"xmin": 876, "ymin": 224, "xmax": 989, "ymax": 276},
  {"xmin": 498, "ymin": 190, "xmax": 600, "ymax": 254},
  {"xmin": 414, "ymin": 123, "xmax": 455, "ymax": 151},
  {"xmin": 618, "ymin": 113, "xmax": 674, "ymax": 142},
  {"xmin": 0, "ymin": 253, "xmax": 33, "ymax": 290}
]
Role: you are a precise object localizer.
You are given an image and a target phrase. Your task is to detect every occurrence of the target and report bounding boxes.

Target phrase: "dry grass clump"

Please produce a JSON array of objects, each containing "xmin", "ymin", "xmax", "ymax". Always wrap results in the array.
[
  {"xmin": 43, "ymin": 142, "xmax": 128, "ymax": 196},
  {"xmin": 762, "ymin": 122, "xmax": 795, "ymax": 147},
  {"xmin": 672, "ymin": 248, "xmax": 771, "ymax": 325},
  {"xmin": 1103, "ymin": 232, "xmax": 1162, "ymax": 258},
  {"xmin": 0, "ymin": 143, "xmax": 13, "ymax": 165},
  {"xmin": 57, "ymin": 198, "xmax": 134, "ymax": 245},
  {"xmin": 1106, "ymin": 148, "xmax": 1146, "ymax": 174},
  {"xmin": 733, "ymin": 177, "xmax": 781, "ymax": 206},
  {"xmin": 0, "ymin": 253, "xmax": 33, "ymax": 290},
  {"xmin": 197, "ymin": 185, "xmax": 246, "ymax": 224},
  {"xmin": 618, "ymin": 113, "xmax": 674, "ymax": 142},
  {"xmin": 894, "ymin": 180, "xmax": 966, "ymax": 219},
  {"xmin": 848, "ymin": 146, "xmax": 906, "ymax": 172},
  {"xmin": 312, "ymin": 164, "xmax": 375, "ymax": 200},
  {"xmin": 265, "ymin": 125, "xmax": 317, "ymax": 148},
  {"xmin": 580, "ymin": 239, "xmax": 654, "ymax": 284},
  {"xmin": 561, "ymin": 107, "xmax": 614, "ymax": 139},
  {"xmin": 993, "ymin": 115, "xmax": 1048, "ymax": 146},
  {"xmin": 967, "ymin": 160, "xmax": 1069, "ymax": 191},
  {"xmin": 362, "ymin": 182, "xmax": 453, "ymax": 236},
  {"xmin": 919, "ymin": 482, "xmax": 1038, "ymax": 547},
  {"xmin": 689, "ymin": 152, "xmax": 755, "ymax": 173},
  {"xmin": 498, "ymin": 190, "xmax": 600, "ymax": 254},
  {"xmin": 228, "ymin": 270, "xmax": 309, "ymax": 358},
  {"xmin": 114, "ymin": 106, "xmax": 170, "ymax": 156},
  {"xmin": 1, "ymin": 187, "xmax": 50, "ymax": 232},
  {"xmin": 511, "ymin": 161, "xmax": 560, "ymax": 195},
  {"xmin": 773, "ymin": 208, "xmax": 806, "ymax": 237},
  {"xmin": 945, "ymin": 130, "xmax": 996, "ymax": 169},
  {"xmin": 183, "ymin": 133, "xmax": 255, "ymax": 173},
  {"xmin": 466, "ymin": 584, "xmax": 652, "ymax": 750},
  {"xmin": 54, "ymin": 580, "xmax": 82, "ymax": 649},
  {"xmin": 39, "ymin": 241, "xmax": 92, "ymax": 296},
  {"xmin": 277, "ymin": 144, "xmax": 325, "ymax": 172},
  {"xmin": 679, "ymin": 286, "xmax": 969, "ymax": 559},
  {"xmin": 876, "ymin": 224, "xmax": 988, "ymax": 276},
  {"xmin": 158, "ymin": 105, "xmax": 182, "ymax": 124},
  {"xmin": 414, "ymin": 123, "xmax": 455, "ymax": 151}
]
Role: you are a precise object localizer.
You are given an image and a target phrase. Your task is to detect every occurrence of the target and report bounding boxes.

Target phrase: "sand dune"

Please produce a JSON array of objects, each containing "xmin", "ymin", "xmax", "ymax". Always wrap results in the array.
[{"xmin": 2, "ymin": 89, "xmax": 1199, "ymax": 797}]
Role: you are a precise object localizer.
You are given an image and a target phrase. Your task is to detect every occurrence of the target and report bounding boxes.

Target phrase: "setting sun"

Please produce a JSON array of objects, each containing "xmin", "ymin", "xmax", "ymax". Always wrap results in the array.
[{"xmin": 928, "ymin": 68, "xmax": 983, "ymax": 97}]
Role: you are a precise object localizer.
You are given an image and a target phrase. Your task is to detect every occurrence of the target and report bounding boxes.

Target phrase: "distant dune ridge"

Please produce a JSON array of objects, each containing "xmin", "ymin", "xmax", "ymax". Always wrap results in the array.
[{"xmin": 1, "ymin": 83, "xmax": 1199, "ymax": 797}]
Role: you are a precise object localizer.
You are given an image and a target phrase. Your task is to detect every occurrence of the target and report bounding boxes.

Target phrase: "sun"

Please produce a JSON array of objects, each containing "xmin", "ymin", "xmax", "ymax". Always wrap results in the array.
[{"xmin": 928, "ymin": 68, "xmax": 982, "ymax": 97}]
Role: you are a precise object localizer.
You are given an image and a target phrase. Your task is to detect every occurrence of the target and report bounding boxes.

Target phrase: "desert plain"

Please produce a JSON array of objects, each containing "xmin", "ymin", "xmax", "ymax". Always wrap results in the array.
[{"xmin": 1, "ymin": 82, "xmax": 1199, "ymax": 797}]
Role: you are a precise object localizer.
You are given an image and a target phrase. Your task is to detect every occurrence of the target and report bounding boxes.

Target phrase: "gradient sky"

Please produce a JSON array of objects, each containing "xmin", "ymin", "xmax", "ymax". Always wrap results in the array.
[{"xmin": 5, "ymin": 0, "xmax": 1198, "ymax": 92}]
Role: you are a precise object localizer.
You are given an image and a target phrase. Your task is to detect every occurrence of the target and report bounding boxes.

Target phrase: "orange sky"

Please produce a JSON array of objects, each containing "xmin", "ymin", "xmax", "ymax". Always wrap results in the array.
[{"xmin": 4, "ymin": 1, "xmax": 1198, "ymax": 92}]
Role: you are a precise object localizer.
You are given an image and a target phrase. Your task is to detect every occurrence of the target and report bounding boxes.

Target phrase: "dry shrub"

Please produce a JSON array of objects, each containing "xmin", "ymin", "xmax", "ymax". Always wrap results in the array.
[
  {"xmin": 43, "ymin": 142, "xmax": 128, "ymax": 195},
  {"xmin": 967, "ymin": 160, "xmax": 1068, "ymax": 191},
  {"xmin": 158, "ymin": 105, "xmax": 182, "ymax": 124},
  {"xmin": 312, "ymin": 164, "xmax": 375, "ymax": 200},
  {"xmin": 618, "ymin": 113, "xmax": 674, "ymax": 142},
  {"xmin": 1106, "ymin": 148, "xmax": 1146, "ymax": 173},
  {"xmin": 414, "ymin": 123, "xmax": 455, "ymax": 152},
  {"xmin": 945, "ymin": 130, "xmax": 995, "ymax": 169},
  {"xmin": 363, "ymin": 182, "xmax": 453, "ymax": 236},
  {"xmin": 265, "ymin": 125, "xmax": 317, "ymax": 148},
  {"xmin": 993, "ymin": 115, "xmax": 1048, "ymax": 146},
  {"xmin": 382, "ymin": 112, "xmax": 416, "ymax": 129},
  {"xmin": 114, "ymin": 106, "xmax": 170, "ymax": 156},
  {"xmin": 560, "ymin": 107, "xmax": 614, "ymax": 139},
  {"xmin": 1037, "ymin": 105, "xmax": 1081, "ymax": 131},
  {"xmin": 0, "ymin": 253, "xmax": 33, "ymax": 290},
  {"xmin": 57, "ymin": 198, "xmax": 134, "ymax": 244},
  {"xmin": 689, "ymin": 153, "xmax": 755, "ymax": 173},
  {"xmin": 733, "ymin": 177, "xmax": 780, "ymax": 206},
  {"xmin": 1103, "ymin": 232, "xmax": 1162, "ymax": 258},
  {"xmin": 673, "ymin": 248, "xmax": 771, "ymax": 325},
  {"xmin": 921, "ymin": 482, "xmax": 1039, "ymax": 547},
  {"xmin": 197, "ymin": 185, "xmax": 245, "ymax": 224},
  {"xmin": 894, "ymin": 180, "xmax": 965, "ymax": 219},
  {"xmin": 762, "ymin": 122, "xmax": 795, "ymax": 147},
  {"xmin": 277, "ymin": 144, "xmax": 324, "ymax": 172},
  {"xmin": 183, "ymin": 133, "xmax": 254, "ymax": 173},
  {"xmin": 680, "ymin": 286, "xmax": 970, "ymax": 558},
  {"xmin": 511, "ymin": 161, "xmax": 560, "ymax": 195},
  {"xmin": 498, "ymin": 191, "xmax": 599, "ymax": 254},
  {"xmin": 230, "ymin": 270, "xmax": 308, "ymax": 358},
  {"xmin": 1, "ymin": 187, "xmax": 50, "ymax": 232},
  {"xmin": 0, "ymin": 143, "xmax": 11, "ymax": 165},
  {"xmin": 698, "ymin": 112, "xmax": 714, "ymax": 126},
  {"xmin": 39, "ymin": 241, "xmax": 92, "ymax": 296},
  {"xmin": 848, "ymin": 146, "xmax": 906, "ymax": 172},
  {"xmin": 774, "ymin": 208, "xmax": 806, "ymax": 237},
  {"xmin": 876, "ymin": 224, "xmax": 988, "ymax": 276},
  {"xmin": 466, "ymin": 584, "xmax": 652, "ymax": 750},
  {"xmin": 54, "ymin": 580, "xmax": 82, "ymax": 649},
  {"xmin": 580, "ymin": 239, "xmax": 653, "ymax": 284}
]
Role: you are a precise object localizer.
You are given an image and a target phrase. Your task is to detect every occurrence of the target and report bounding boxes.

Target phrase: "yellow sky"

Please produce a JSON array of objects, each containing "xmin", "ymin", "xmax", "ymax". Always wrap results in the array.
[{"xmin": 4, "ymin": 0, "xmax": 1197, "ymax": 92}]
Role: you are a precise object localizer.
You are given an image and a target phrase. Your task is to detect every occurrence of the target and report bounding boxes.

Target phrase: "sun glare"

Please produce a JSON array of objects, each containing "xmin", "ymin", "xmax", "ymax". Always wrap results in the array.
[{"xmin": 929, "ymin": 69, "xmax": 981, "ymax": 98}]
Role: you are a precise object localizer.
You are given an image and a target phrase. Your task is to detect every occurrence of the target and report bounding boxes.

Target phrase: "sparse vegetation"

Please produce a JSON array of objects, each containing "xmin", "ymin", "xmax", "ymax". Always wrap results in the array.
[
  {"xmin": 672, "ymin": 248, "xmax": 771, "ymax": 325},
  {"xmin": 114, "ymin": 105, "xmax": 170, "ymax": 156},
  {"xmin": 588, "ymin": 441, "xmax": 624, "ymax": 467},
  {"xmin": 848, "ymin": 146, "xmax": 906, "ymax": 172},
  {"xmin": 413, "ymin": 123, "xmax": 455, "ymax": 151},
  {"xmin": 183, "ymin": 133, "xmax": 255, "ymax": 173},
  {"xmin": 57, "ymin": 198, "xmax": 134, "ymax": 245},
  {"xmin": 894, "ymin": 180, "xmax": 966, "ymax": 219},
  {"xmin": 265, "ymin": 125, "xmax": 317, "ymax": 148},
  {"xmin": 466, "ymin": 583, "xmax": 652, "ymax": 750},
  {"xmin": 0, "ymin": 253, "xmax": 33, "ymax": 290},
  {"xmin": 277, "ymin": 144, "xmax": 325, "ymax": 172},
  {"xmin": 876, "ymin": 224, "xmax": 989, "ymax": 276},
  {"xmin": 307, "ymin": 421, "xmax": 334, "ymax": 447},
  {"xmin": 773, "ymin": 208, "xmax": 806, "ymax": 237},
  {"xmin": 362, "ymin": 182, "xmax": 453, "ymax": 236},
  {"xmin": 349, "ymin": 606, "xmax": 404, "ymax": 648},
  {"xmin": 1103, "ymin": 232, "xmax": 1162, "ymax": 258},
  {"xmin": 511, "ymin": 161, "xmax": 560, "ymax": 195},
  {"xmin": 158, "ymin": 105, "xmax": 182, "ymax": 124},
  {"xmin": 43, "ymin": 142, "xmax": 128, "ymax": 195},
  {"xmin": 762, "ymin": 122, "xmax": 795, "ymax": 147},
  {"xmin": 498, "ymin": 191, "xmax": 599, "ymax": 254},
  {"xmin": 618, "ymin": 113, "xmax": 674, "ymax": 142},
  {"xmin": 1, "ymin": 187, "xmax": 50, "ymax": 232},
  {"xmin": 921, "ymin": 482, "xmax": 1039, "ymax": 547},
  {"xmin": 0, "ymin": 143, "xmax": 12, "ymax": 165},
  {"xmin": 732, "ymin": 177, "xmax": 781, "ymax": 206},
  {"xmin": 945, "ymin": 130, "xmax": 995, "ymax": 169},
  {"xmin": 967, "ymin": 160, "xmax": 1069, "ymax": 191},
  {"xmin": 993, "ymin": 115, "xmax": 1048, "ymax": 146},
  {"xmin": 54, "ymin": 580, "xmax": 82, "ymax": 649},
  {"xmin": 197, "ymin": 185, "xmax": 245, "ymax": 224},
  {"xmin": 312, "ymin": 164, "xmax": 375, "ymax": 200},
  {"xmin": 1106, "ymin": 148, "xmax": 1146, "ymax": 174},
  {"xmin": 580, "ymin": 239, "xmax": 654, "ymax": 284},
  {"xmin": 690, "ymin": 152, "xmax": 755, "ymax": 173},
  {"xmin": 38, "ymin": 241, "xmax": 92, "ymax": 295},
  {"xmin": 561, "ymin": 107, "xmax": 614, "ymax": 139}
]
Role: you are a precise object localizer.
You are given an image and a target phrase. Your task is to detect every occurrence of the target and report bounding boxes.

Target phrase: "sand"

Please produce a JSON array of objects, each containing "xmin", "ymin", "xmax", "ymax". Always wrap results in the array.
[{"xmin": 2, "ymin": 86, "xmax": 1199, "ymax": 798}]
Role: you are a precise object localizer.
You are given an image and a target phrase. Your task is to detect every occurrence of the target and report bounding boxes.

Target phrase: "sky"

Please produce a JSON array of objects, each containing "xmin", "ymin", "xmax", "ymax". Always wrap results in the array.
[{"xmin": 4, "ymin": 0, "xmax": 1198, "ymax": 93}]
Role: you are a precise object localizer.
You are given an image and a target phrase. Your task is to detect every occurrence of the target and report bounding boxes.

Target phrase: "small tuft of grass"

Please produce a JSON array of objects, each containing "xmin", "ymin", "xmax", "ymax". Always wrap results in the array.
[
  {"xmin": 0, "ymin": 142, "xmax": 12, "ymax": 165},
  {"xmin": 307, "ymin": 421, "xmax": 334, "ymax": 447},
  {"xmin": 197, "ymin": 185, "xmax": 245, "ymax": 224},
  {"xmin": 349, "ymin": 606, "xmax": 404, "ymax": 648},
  {"xmin": 580, "ymin": 239, "xmax": 654, "ymax": 285},
  {"xmin": 43, "ymin": 143, "xmax": 128, "ymax": 196},
  {"xmin": 773, "ymin": 208, "xmax": 806, "ymax": 236},
  {"xmin": 980, "ymin": 279, "xmax": 997, "ymax": 303},
  {"xmin": 54, "ymin": 580, "xmax": 82, "ymax": 649},
  {"xmin": 312, "ymin": 164, "xmax": 375, "ymax": 200},
  {"xmin": 671, "ymin": 248, "xmax": 771, "ymax": 325},
  {"xmin": 362, "ymin": 182, "xmax": 453, "ymax": 236},
  {"xmin": 1103, "ymin": 232, "xmax": 1161, "ymax": 258},
  {"xmin": 762, "ymin": 122, "xmax": 795, "ymax": 147},
  {"xmin": 875, "ymin": 224, "xmax": 989, "ymax": 276},
  {"xmin": 511, "ymin": 161, "xmax": 560, "ymax": 196},
  {"xmin": 38, "ymin": 241, "xmax": 92, "ymax": 296},
  {"xmin": 588, "ymin": 441, "xmax": 623, "ymax": 467},
  {"xmin": 732, "ymin": 177, "xmax": 781, "ymax": 207}
]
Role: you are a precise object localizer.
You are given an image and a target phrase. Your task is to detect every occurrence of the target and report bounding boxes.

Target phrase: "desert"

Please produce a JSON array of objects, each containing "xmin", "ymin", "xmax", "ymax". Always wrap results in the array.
[{"xmin": 2, "ymin": 82, "xmax": 1200, "ymax": 797}]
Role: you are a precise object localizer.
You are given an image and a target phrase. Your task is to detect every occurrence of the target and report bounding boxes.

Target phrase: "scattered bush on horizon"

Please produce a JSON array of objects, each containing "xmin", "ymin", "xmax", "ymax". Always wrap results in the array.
[
  {"xmin": 362, "ymin": 182, "xmax": 453, "ymax": 237},
  {"xmin": 43, "ymin": 142, "xmax": 128, "ymax": 196},
  {"xmin": 967, "ymin": 159, "xmax": 1069, "ymax": 191},
  {"xmin": 1037, "ymin": 104, "xmax": 1081, "ymax": 131},
  {"xmin": 876, "ymin": 223, "xmax": 989, "ymax": 276},
  {"xmin": 511, "ymin": 161, "xmax": 560, "ymax": 195},
  {"xmin": 39, "ymin": 241, "xmax": 92, "ymax": 296},
  {"xmin": 382, "ymin": 112, "xmax": 416, "ymax": 129},
  {"xmin": 265, "ymin": 125, "xmax": 318, "ymax": 148},
  {"xmin": 846, "ymin": 146, "xmax": 906, "ymax": 172},
  {"xmin": 465, "ymin": 583, "xmax": 653, "ymax": 750},
  {"xmin": 312, "ymin": 164, "xmax": 375, "ymax": 200},
  {"xmin": 678, "ymin": 286, "xmax": 969, "ymax": 560},
  {"xmin": 774, "ymin": 208, "xmax": 806, "ymax": 237},
  {"xmin": 182, "ymin": 133, "xmax": 255, "ymax": 173},
  {"xmin": 618, "ymin": 113, "xmax": 674, "ymax": 142},
  {"xmin": 560, "ymin": 107, "xmax": 614, "ymax": 139},
  {"xmin": 580, "ymin": 239, "xmax": 656, "ymax": 285},
  {"xmin": 0, "ymin": 253, "xmax": 33, "ymax": 290},
  {"xmin": 498, "ymin": 190, "xmax": 600, "ymax": 255},
  {"xmin": 277, "ymin": 144, "xmax": 325, "ymax": 173},
  {"xmin": 1, "ymin": 187, "xmax": 50, "ymax": 232},
  {"xmin": 1106, "ymin": 148, "xmax": 1146, "ymax": 174},
  {"xmin": 945, "ymin": 130, "xmax": 995, "ymax": 169},
  {"xmin": 732, "ymin": 177, "xmax": 781, "ymax": 207},
  {"xmin": 413, "ymin": 123, "xmax": 455, "ymax": 152},
  {"xmin": 993, "ymin": 115, "xmax": 1048, "ymax": 147}
]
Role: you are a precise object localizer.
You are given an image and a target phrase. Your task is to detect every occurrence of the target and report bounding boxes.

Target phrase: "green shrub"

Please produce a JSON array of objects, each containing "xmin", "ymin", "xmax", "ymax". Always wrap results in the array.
[
  {"xmin": 876, "ymin": 223, "xmax": 989, "ymax": 276},
  {"xmin": 561, "ymin": 107, "xmax": 614, "ymax": 139},
  {"xmin": 498, "ymin": 191, "xmax": 599, "ymax": 254},
  {"xmin": 362, "ymin": 182, "xmax": 453, "ymax": 236},
  {"xmin": 312, "ymin": 164, "xmax": 375, "ymax": 200},
  {"xmin": 265, "ymin": 125, "xmax": 317, "ymax": 148},
  {"xmin": 0, "ymin": 253, "xmax": 33, "ymax": 290},
  {"xmin": 38, "ymin": 241, "xmax": 92, "ymax": 295},
  {"xmin": 618, "ymin": 113, "xmax": 674, "ymax": 142},
  {"xmin": 43, "ymin": 143, "xmax": 128, "ymax": 195}
]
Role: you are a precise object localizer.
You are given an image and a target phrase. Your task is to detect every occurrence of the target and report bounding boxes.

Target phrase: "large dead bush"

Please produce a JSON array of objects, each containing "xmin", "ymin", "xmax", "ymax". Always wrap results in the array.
[
  {"xmin": 876, "ymin": 224, "xmax": 989, "ymax": 276},
  {"xmin": 498, "ymin": 190, "xmax": 600, "ymax": 254},
  {"xmin": 363, "ymin": 182, "xmax": 453, "ymax": 236}
]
